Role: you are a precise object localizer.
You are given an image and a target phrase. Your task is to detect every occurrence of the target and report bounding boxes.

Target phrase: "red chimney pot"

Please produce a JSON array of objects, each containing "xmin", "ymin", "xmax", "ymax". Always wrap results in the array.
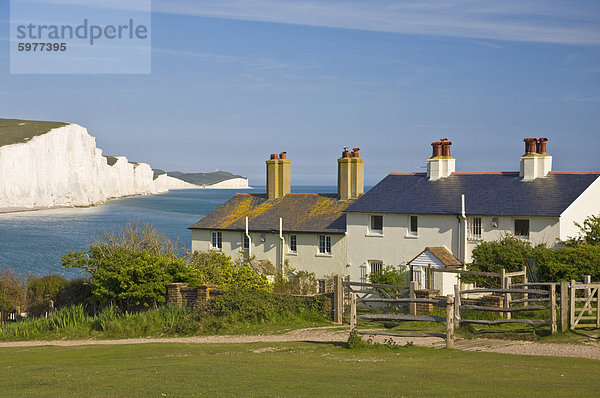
[
  {"xmin": 431, "ymin": 141, "xmax": 442, "ymax": 157},
  {"xmin": 441, "ymin": 140, "xmax": 452, "ymax": 157},
  {"xmin": 524, "ymin": 138, "xmax": 537, "ymax": 154},
  {"xmin": 352, "ymin": 148, "xmax": 360, "ymax": 158},
  {"xmin": 537, "ymin": 137, "xmax": 548, "ymax": 154},
  {"xmin": 270, "ymin": 153, "xmax": 277, "ymax": 160},
  {"xmin": 279, "ymin": 152, "xmax": 287, "ymax": 159}
]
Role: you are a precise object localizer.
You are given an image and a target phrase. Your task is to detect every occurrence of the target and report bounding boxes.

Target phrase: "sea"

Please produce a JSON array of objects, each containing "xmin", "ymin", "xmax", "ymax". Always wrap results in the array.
[{"xmin": 0, "ymin": 186, "xmax": 336, "ymax": 278}]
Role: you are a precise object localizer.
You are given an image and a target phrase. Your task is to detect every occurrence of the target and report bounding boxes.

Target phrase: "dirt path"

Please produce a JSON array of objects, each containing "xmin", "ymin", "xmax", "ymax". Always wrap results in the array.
[{"xmin": 1, "ymin": 327, "xmax": 599, "ymax": 360}]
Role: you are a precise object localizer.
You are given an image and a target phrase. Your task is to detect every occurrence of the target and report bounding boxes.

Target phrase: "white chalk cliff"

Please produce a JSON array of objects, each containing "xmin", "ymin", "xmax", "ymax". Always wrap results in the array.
[{"xmin": 0, "ymin": 123, "xmax": 245, "ymax": 212}]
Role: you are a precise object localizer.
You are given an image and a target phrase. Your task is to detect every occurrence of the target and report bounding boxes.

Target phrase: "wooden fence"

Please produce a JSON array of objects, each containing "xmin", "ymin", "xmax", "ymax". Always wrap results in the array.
[
  {"xmin": 455, "ymin": 284, "xmax": 558, "ymax": 334},
  {"xmin": 348, "ymin": 289, "xmax": 456, "ymax": 348},
  {"xmin": 569, "ymin": 280, "xmax": 600, "ymax": 329}
]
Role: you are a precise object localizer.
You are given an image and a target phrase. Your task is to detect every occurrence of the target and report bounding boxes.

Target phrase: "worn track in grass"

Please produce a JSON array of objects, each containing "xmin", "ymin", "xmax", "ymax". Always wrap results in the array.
[{"xmin": 1, "ymin": 326, "xmax": 599, "ymax": 360}]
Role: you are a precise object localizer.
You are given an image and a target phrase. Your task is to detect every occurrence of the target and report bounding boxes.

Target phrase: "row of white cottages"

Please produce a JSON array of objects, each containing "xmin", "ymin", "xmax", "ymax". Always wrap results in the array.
[{"xmin": 190, "ymin": 139, "xmax": 600, "ymax": 294}]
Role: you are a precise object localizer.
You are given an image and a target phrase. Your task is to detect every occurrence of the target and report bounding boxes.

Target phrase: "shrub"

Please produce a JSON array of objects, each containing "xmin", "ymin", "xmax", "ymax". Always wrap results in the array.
[
  {"xmin": 272, "ymin": 263, "xmax": 318, "ymax": 295},
  {"xmin": 26, "ymin": 274, "xmax": 69, "ymax": 316},
  {"xmin": 188, "ymin": 250, "xmax": 271, "ymax": 292},
  {"xmin": 0, "ymin": 269, "xmax": 27, "ymax": 311},
  {"xmin": 63, "ymin": 223, "xmax": 203, "ymax": 309},
  {"xmin": 565, "ymin": 214, "xmax": 600, "ymax": 246},
  {"xmin": 368, "ymin": 265, "xmax": 408, "ymax": 287}
]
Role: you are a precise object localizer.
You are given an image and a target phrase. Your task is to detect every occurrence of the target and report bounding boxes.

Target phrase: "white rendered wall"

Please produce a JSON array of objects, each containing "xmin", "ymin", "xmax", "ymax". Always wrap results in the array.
[
  {"xmin": 559, "ymin": 176, "xmax": 600, "ymax": 241},
  {"xmin": 191, "ymin": 229, "xmax": 347, "ymax": 278},
  {"xmin": 346, "ymin": 212, "xmax": 562, "ymax": 281}
]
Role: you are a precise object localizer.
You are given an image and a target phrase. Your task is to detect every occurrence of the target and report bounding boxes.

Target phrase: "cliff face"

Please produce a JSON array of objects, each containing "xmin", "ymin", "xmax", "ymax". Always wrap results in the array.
[{"xmin": 0, "ymin": 123, "xmax": 198, "ymax": 212}]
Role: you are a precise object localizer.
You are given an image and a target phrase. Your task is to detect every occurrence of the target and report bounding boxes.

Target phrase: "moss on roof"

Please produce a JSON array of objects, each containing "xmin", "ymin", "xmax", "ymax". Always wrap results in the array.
[
  {"xmin": 0, "ymin": 118, "xmax": 68, "ymax": 148},
  {"xmin": 190, "ymin": 193, "xmax": 354, "ymax": 234}
]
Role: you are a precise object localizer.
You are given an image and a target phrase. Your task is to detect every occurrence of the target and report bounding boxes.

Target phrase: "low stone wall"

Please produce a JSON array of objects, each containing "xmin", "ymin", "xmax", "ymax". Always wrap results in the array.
[
  {"xmin": 166, "ymin": 283, "xmax": 225, "ymax": 307},
  {"xmin": 415, "ymin": 289, "xmax": 440, "ymax": 315}
]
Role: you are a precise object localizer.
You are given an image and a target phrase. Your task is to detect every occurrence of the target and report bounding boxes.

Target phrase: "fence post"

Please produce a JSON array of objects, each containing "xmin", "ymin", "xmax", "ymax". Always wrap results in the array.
[
  {"xmin": 446, "ymin": 295, "xmax": 455, "ymax": 349},
  {"xmin": 596, "ymin": 285, "xmax": 600, "ymax": 328},
  {"xmin": 349, "ymin": 292, "xmax": 357, "ymax": 331},
  {"xmin": 560, "ymin": 281, "xmax": 568, "ymax": 332},
  {"xmin": 569, "ymin": 279, "xmax": 575, "ymax": 330},
  {"xmin": 550, "ymin": 284, "xmax": 557, "ymax": 334},
  {"xmin": 505, "ymin": 276, "xmax": 512, "ymax": 320},
  {"xmin": 334, "ymin": 275, "xmax": 344, "ymax": 324},
  {"xmin": 500, "ymin": 269, "xmax": 506, "ymax": 289},
  {"xmin": 427, "ymin": 264, "xmax": 432, "ymax": 290},
  {"xmin": 409, "ymin": 281, "xmax": 417, "ymax": 316},
  {"xmin": 584, "ymin": 275, "xmax": 591, "ymax": 298},
  {"xmin": 522, "ymin": 265, "xmax": 528, "ymax": 307},
  {"xmin": 453, "ymin": 284, "xmax": 461, "ymax": 329}
]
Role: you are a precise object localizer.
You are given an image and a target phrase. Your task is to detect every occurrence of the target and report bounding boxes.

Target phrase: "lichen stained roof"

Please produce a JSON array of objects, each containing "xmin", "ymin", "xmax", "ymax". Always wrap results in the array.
[{"xmin": 189, "ymin": 193, "xmax": 353, "ymax": 234}]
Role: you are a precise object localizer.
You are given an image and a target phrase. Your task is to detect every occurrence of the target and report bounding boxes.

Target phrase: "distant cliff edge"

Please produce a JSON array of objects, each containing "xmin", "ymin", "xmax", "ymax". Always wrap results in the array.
[
  {"xmin": 0, "ymin": 119, "xmax": 249, "ymax": 213},
  {"xmin": 152, "ymin": 170, "xmax": 250, "ymax": 189}
]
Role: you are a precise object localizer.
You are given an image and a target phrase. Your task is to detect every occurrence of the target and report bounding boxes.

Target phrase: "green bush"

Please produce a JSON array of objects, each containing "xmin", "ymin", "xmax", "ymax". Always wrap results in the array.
[
  {"xmin": 188, "ymin": 250, "xmax": 271, "ymax": 292},
  {"xmin": 539, "ymin": 245, "xmax": 600, "ymax": 282},
  {"xmin": 272, "ymin": 263, "xmax": 318, "ymax": 295},
  {"xmin": 0, "ymin": 269, "xmax": 26, "ymax": 311},
  {"xmin": 368, "ymin": 265, "xmax": 408, "ymax": 287},
  {"xmin": 26, "ymin": 274, "xmax": 69, "ymax": 316}
]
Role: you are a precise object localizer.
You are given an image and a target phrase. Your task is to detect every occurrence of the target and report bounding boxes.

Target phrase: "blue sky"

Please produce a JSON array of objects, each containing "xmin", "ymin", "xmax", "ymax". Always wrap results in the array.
[{"xmin": 1, "ymin": 0, "xmax": 599, "ymax": 185}]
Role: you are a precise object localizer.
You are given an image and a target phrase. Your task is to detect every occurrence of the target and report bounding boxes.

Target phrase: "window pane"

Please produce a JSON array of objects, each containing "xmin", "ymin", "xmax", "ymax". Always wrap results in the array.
[
  {"xmin": 515, "ymin": 219, "xmax": 529, "ymax": 238},
  {"xmin": 410, "ymin": 216, "xmax": 418, "ymax": 235},
  {"xmin": 370, "ymin": 261, "xmax": 383, "ymax": 273},
  {"xmin": 289, "ymin": 235, "xmax": 297, "ymax": 252},
  {"xmin": 371, "ymin": 215, "xmax": 383, "ymax": 231}
]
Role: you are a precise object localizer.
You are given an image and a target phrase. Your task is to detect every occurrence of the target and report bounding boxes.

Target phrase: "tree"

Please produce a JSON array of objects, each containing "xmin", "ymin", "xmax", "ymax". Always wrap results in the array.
[{"xmin": 62, "ymin": 222, "xmax": 201, "ymax": 309}]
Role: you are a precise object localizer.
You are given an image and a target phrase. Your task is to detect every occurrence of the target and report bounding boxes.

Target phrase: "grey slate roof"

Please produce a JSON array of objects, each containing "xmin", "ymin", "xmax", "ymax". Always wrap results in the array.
[
  {"xmin": 346, "ymin": 172, "xmax": 600, "ymax": 217},
  {"xmin": 189, "ymin": 193, "xmax": 353, "ymax": 234}
]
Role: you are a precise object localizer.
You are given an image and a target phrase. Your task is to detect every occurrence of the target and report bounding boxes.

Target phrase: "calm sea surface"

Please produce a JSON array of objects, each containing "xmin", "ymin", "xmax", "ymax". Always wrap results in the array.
[{"xmin": 0, "ymin": 186, "xmax": 336, "ymax": 278}]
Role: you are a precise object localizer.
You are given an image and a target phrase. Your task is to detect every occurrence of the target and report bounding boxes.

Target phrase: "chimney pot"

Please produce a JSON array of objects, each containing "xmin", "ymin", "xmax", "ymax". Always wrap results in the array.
[
  {"xmin": 537, "ymin": 137, "xmax": 548, "ymax": 154},
  {"xmin": 523, "ymin": 138, "xmax": 537, "ymax": 154},
  {"xmin": 441, "ymin": 140, "xmax": 452, "ymax": 157},
  {"xmin": 352, "ymin": 148, "xmax": 360, "ymax": 158},
  {"xmin": 270, "ymin": 153, "xmax": 277, "ymax": 160},
  {"xmin": 431, "ymin": 141, "xmax": 442, "ymax": 157},
  {"xmin": 279, "ymin": 152, "xmax": 287, "ymax": 159}
]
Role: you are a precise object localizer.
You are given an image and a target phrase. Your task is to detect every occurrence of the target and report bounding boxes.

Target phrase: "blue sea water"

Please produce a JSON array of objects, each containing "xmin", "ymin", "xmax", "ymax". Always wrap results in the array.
[{"xmin": 0, "ymin": 186, "xmax": 336, "ymax": 278}]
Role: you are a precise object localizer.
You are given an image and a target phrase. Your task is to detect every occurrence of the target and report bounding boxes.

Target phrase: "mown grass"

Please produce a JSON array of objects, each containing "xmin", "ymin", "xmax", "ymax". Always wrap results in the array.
[{"xmin": 1, "ymin": 341, "xmax": 599, "ymax": 397}]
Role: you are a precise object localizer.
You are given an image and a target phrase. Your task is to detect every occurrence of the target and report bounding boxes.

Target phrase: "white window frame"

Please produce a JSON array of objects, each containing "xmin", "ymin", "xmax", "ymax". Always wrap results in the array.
[
  {"xmin": 289, "ymin": 234, "xmax": 297, "ymax": 254},
  {"xmin": 318, "ymin": 235, "xmax": 332, "ymax": 255},
  {"xmin": 211, "ymin": 231, "xmax": 222, "ymax": 249},
  {"xmin": 408, "ymin": 215, "xmax": 418, "ymax": 237},
  {"xmin": 514, "ymin": 219, "xmax": 530, "ymax": 240},
  {"xmin": 369, "ymin": 260, "xmax": 383, "ymax": 274},
  {"xmin": 468, "ymin": 216, "xmax": 482, "ymax": 240},
  {"xmin": 368, "ymin": 215, "xmax": 383, "ymax": 235}
]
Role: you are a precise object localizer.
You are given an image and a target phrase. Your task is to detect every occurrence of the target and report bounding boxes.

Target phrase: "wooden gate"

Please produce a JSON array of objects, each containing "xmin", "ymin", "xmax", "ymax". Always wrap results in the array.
[{"xmin": 570, "ymin": 281, "xmax": 600, "ymax": 329}]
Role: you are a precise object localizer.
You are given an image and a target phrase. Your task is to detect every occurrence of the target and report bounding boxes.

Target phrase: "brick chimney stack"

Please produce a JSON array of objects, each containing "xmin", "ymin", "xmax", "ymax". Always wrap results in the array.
[
  {"xmin": 338, "ymin": 147, "xmax": 364, "ymax": 201},
  {"xmin": 520, "ymin": 137, "xmax": 552, "ymax": 180},
  {"xmin": 427, "ymin": 138, "xmax": 455, "ymax": 181},
  {"xmin": 266, "ymin": 152, "xmax": 291, "ymax": 199}
]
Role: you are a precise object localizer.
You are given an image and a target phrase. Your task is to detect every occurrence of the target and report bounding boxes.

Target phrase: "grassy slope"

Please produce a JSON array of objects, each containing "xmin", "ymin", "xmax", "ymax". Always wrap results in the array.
[
  {"xmin": 153, "ymin": 170, "xmax": 245, "ymax": 185},
  {"xmin": 1, "ymin": 342, "xmax": 599, "ymax": 397},
  {"xmin": 0, "ymin": 118, "xmax": 68, "ymax": 148}
]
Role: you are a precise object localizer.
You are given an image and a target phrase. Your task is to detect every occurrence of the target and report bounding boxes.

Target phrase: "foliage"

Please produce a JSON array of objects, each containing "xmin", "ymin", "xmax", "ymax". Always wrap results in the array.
[
  {"xmin": 26, "ymin": 274, "xmax": 69, "ymax": 316},
  {"xmin": 0, "ymin": 269, "xmax": 27, "ymax": 310},
  {"xmin": 538, "ymin": 244, "xmax": 600, "ymax": 282},
  {"xmin": 63, "ymin": 223, "xmax": 203, "ymax": 309},
  {"xmin": 565, "ymin": 214, "xmax": 600, "ymax": 246},
  {"xmin": 468, "ymin": 234, "xmax": 600, "ymax": 284},
  {"xmin": 272, "ymin": 262, "xmax": 318, "ymax": 295},
  {"xmin": 187, "ymin": 250, "xmax": 271, "ymax": 292},
  {"xmin": 368, "ymin": 265, "xmax": 408, "ymax": 287},
  {"xmin": 467, "ymin": 235, "xmax": 553, "ymax": 286}
]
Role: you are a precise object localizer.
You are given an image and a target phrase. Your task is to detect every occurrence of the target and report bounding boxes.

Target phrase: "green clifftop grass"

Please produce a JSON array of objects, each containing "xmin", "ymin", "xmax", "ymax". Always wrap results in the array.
[
  {"xmin": 152, "ymin": 169, "xmax": 245, "ymax": 185},
  {"xmin": 0, "ymin": 118, "xmax": 68, "ymax": 148}
]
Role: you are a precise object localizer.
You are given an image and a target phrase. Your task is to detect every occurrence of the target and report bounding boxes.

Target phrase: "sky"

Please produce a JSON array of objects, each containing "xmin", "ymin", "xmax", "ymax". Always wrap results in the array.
[{"xmin": 1, "ymin": 0, "xmax": 599, "ymax": 185}]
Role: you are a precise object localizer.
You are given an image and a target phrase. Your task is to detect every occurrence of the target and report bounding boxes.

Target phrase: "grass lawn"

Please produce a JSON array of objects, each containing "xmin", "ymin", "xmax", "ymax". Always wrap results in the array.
[
  {"xmin": 1, "ymin": 341, "xmax": 599, "ymax": 397},
  {"xmin": 0, "ymin": 118, "xmax": 67, "ymax": 147}
]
